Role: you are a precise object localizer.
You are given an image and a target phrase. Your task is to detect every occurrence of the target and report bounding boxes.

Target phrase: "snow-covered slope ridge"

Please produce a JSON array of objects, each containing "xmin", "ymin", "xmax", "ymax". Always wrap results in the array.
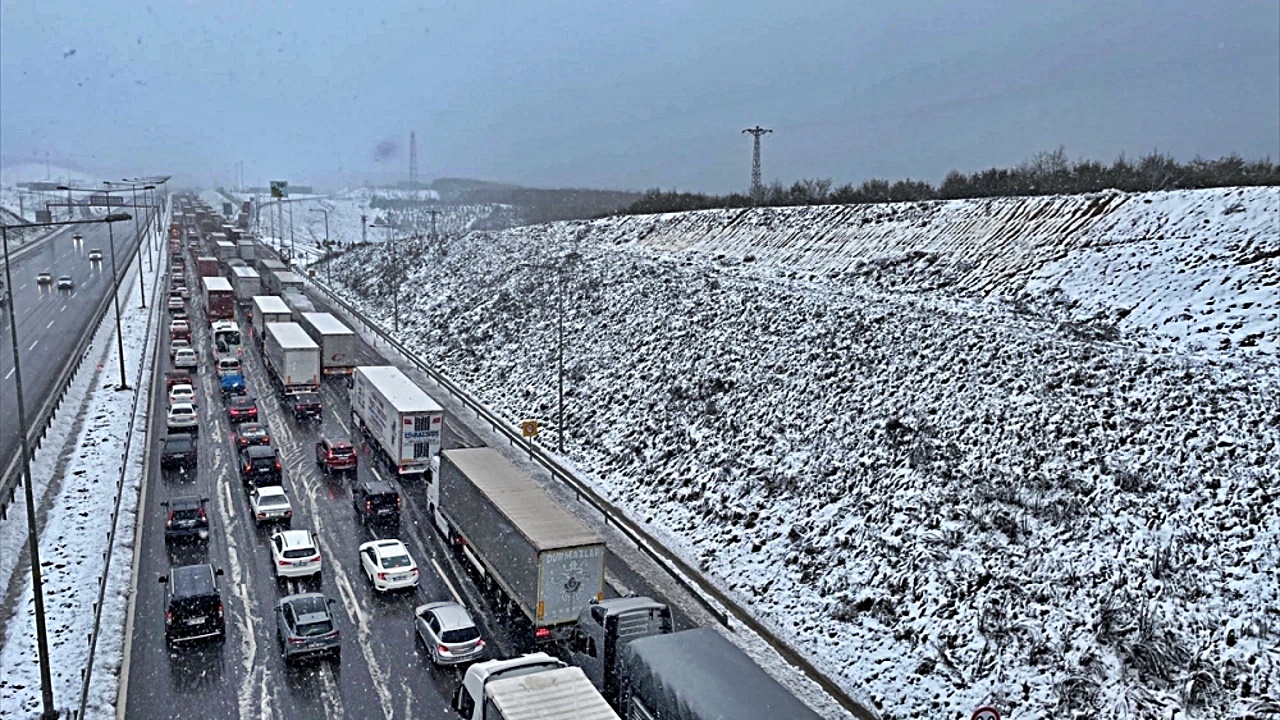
[
  {"xmin": 330, "ymin": 186, "xmax": 1279, "ymax": 720},
  {"xmin": 591, "ymin": 187, "xmax": 1279, "ymax": 355}
]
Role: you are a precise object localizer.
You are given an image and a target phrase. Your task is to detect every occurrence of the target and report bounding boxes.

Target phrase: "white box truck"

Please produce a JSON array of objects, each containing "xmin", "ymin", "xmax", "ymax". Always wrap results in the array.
[
  {"xmin": 229, "ymin": 266, "xmax": 261, "ymax": 306},
  {"xmin": 454, "ymin": 655, "xmax": 618, "ymax": 720},
  {"xmin": 431, "ymin": 448, "xmax": 606, "ymax": 643},
  {"xmin": 298, "ymin": 312, "xmax": 355, "ymax": 375},
  {"xmin": 251, "ymin": 295, "xmax": 293, "ymax": 341},
  {"xmin": 237, "ymin": 238, "xmax": 256, "ymax": 261},
  {"xmin": 273, "ymin": 270, "xmax": 305, "ymax": 294},
  {"xmin": 215, "ymin": 240, "xmax": 237, "ymax": 263},
  {"xmin": 350, "ymin": 366, "xmax": 442, "ymax": 476},
  {"xmin": 263, "ymin": 322, "xmax": 321, "ymax": 395}
]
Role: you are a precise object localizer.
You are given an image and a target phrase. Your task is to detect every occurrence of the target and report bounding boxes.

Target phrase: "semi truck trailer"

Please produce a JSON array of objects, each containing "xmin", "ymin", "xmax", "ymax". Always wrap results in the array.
[
  {"xmin": 263, "ymin": 322, "xmax": 321, "ymax": 395},
  {"xmin": 298, "ymin": 312, "xmax": 355, "ymax": 375},
  {"xmin": 349, "ymin": 366, "xmax": 443, "ymax": 476}
]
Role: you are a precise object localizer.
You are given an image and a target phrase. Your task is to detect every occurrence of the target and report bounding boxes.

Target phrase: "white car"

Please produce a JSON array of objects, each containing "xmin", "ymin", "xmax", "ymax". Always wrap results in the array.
[
  {"xmin": 166, "ymin": 402, "xmax": 199, "ymax": 433},
  {"xmin": 358, "ymin": 539, "xmax": 419, "ymax": 592},
  {"xmin": 168, "ymin": 383, "xmax": 196, "ymax": 405},
  {"xmin": 88, "ymin": 249, "xmax": 103, "ymax": 262},
  {"xmin": 250, "ymin": 486, "xmax": 292, "ymax": 526},
  {"xmin": 56, "ymin": 275, "xmax": 74, "ymax": 290},
  {"xmin": 169, "ymin": 337, "xmax": 192, "ymax": 358},
  {"xmin": 173, "ymin": 348, "xmax": 199, "ymax": 371},
  {"xmin": 271, "ymin": 529, "xmax": 321, "ymax": 578}
]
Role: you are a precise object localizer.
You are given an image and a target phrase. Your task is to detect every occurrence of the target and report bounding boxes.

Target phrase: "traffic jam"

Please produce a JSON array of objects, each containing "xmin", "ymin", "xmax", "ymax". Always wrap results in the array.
[{"xmin": 140, "ymin": 196, "xmax": 824, "ymax": 720}]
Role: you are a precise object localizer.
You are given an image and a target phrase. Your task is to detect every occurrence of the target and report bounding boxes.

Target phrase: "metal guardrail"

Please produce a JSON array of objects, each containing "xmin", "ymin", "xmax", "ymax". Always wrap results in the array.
[
  {"xmin": 0, "ymin": 219, "xmax": 151, "ymax": 521},
  {"xmin": 302, "ymin": 271, "xmax": 876, "ymax": 720}
]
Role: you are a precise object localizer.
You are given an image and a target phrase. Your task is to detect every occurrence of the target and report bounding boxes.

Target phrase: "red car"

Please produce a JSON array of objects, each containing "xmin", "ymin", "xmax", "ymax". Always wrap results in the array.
[
  {"xmin": 315, "ymin": 437, "xmax": 357, "ymax": 474},
  {"xmin": 227, "ymin": 395, "xmax": 259, "ymax": 423}
]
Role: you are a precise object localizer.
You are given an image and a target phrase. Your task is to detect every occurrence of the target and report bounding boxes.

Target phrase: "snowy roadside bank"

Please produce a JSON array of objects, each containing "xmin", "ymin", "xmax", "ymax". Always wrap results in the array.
[{"xmin": 0, "ymin": 217, "xmax": 165, "ymax": 718}]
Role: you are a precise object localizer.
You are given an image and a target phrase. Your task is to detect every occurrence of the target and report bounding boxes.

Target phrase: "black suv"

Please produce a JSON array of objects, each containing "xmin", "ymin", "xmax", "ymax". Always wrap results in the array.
[
  {"xmin": 159, "ymin": 564, "xmax": 225, "ymax": 645},
  {"xmin": 239, "ymin": 445, "xmax": 282, "ymax": 487},
  {"xmin": 353, "ymin": 480, "xmax": 400, "ymax": 525},
  {"xmin": 160, "ymin": 433, "xmax": 197, "ymax": 471},
  {"xmin": 162, "ymin": 496, "xmax": 210, "ymax": 543},
  {"xmin": 289, "ymin": 392, "xmax": 323, "ymax": 422}
]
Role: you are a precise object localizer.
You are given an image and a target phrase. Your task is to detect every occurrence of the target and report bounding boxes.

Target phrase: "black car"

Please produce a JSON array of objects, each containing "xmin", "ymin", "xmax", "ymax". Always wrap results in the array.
[
  {"xmin": 159, "ymin": 564, "xmax": 225, "ymax": 645},
  {"xmin": 159, "ymin": 433, "xmax": 197, "ymax": 470},
  {"xmin": 227, "ymin": 395, "xmax": 259, "ymax": 424},
  {"xmin": 233, "ymin": 422, "xmax": 271, "ymax": 449},
  {"xmin": 353, "ymin": 480, "xmax": 400, "ymax": 525},
  {"xmin": 289, "ymin": 392, "xmax": 323, "ymax": 422},
  {"xmin": 239, "ymin": 445, "xmax": 282, "ymax": 487},
  {"xmin": 162, "ymin": 496, "xmax": 210, "ymax": 543}
]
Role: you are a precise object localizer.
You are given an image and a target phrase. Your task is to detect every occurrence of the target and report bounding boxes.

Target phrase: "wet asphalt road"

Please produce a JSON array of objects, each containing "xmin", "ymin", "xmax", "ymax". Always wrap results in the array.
[{"xmin": 124, "ymin": 242, "xmax": 693, "ymax": 720}]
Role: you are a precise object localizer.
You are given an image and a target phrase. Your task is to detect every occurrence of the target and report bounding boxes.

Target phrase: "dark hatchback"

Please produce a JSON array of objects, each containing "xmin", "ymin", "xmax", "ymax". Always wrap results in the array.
[
  {"xmin": 239, "ymin": 445, "xmax": 282, "ymax": 487},
  {"xmin": 353, "ymin": 480, "xmax": 400, "ymax": 525},
  {"xmin": 160, "ymin": 433, "xmax": 197, "ymax": 470},
  {"xmin": 162, "ymin": 496, "xmax": 210, "ymax": 543},
  {"xmin": 289, "ymin": 392, "xmax": 323, "ymax": 421},
  {"xmin": 233, "ymin": 422, "xmax": 271, "ymax": 449},
  {"xmin": 315, "ymin": 436, "xmax": 357, "ymax": 473},
  {"xmin": 227, "ymin": 395, "xmax": 259, "ymax": 423},
  {"xmin": 159, "ymin": 564, "xmax": 225, "ymax": 645}
]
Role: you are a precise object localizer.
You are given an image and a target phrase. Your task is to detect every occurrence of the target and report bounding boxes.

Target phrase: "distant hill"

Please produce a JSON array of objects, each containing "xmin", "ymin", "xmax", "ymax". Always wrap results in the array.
[{"xmin": 428, "ymin": 179, "xmax": 642, "ymax": 225}]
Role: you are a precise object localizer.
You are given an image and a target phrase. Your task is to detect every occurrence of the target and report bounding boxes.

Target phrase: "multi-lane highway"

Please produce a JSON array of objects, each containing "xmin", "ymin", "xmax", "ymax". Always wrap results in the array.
[
  {"xmin": 0, "ymin": 213, "xmax": 155, "ymax": 496},
  {"xmin": 125, "ymin": 247, "xmax": 691, "ymax": 720}
]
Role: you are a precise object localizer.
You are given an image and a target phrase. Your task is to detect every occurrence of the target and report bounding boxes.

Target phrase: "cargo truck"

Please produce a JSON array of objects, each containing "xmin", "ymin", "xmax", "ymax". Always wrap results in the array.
[
  {"xmin": 202, "ymin": 276, "xmax": 235, "ymax": 322},
  {"xmin": 215, "ymin": 240, "xmax": 237, "ymax": 263},
  {"xmin": 209, "ymin": 232, "xmax": 227, "ymax": 252},
  {"xmin": 229, "ymin": 266, "xmax": 261, "ymax": 306},
  {"xmin": 263, "ymin": 323, "xmax": 321, "ymax": 395},
  {"xmin": 195, "ymin": 256, "xmax": 220, "ymax": 278},
  {"xmin": 251, "ymin": 296, "xmax": 292, "ymax": 341},
  {"xmin": 298, "ymin": 312, "xmax": 355, "ymax": 375},
  {"xmin": 616, "ymin": 628, "xmax": 824, "ymax": 720},
  {"xmin": 282, "ymin": 288, "xmax": 315, "ymax": 320},
  {"xmin": 349, "ymin": 366, "xmax": 443, "ymax": 476},
  {"xmin": 237, "ymin": 238, "xmax": 256, "ymax": 262},
  {"xmin": 431, "ymin": 447, "xmax": 606, "ymax": 643},
  {"xmin": 256, "ymin": 258, "xmax": 286, "ymax": 282},
  {"xmin": 273, "ymin": 270, "xmax": 305, "ymax": 294},
  {"xmin": 454, "ymin": 656, "xmax": 618, "ymax": 720}
]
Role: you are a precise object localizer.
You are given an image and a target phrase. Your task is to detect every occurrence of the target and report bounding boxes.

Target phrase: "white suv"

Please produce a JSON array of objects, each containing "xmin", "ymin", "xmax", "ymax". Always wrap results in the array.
[{"xmin": 271, "ymin": 529, "xmax": 321, "ymax": 579}]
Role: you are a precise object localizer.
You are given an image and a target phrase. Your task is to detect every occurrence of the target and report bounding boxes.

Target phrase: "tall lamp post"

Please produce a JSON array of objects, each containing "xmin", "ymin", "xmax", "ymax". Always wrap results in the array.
[
  {"xmin": 369, "ymin": 223, "xmax": 400, "ymax": 333},
  {"xmin": 2, "ymin": 212, "xmax": 132, "ymax": 720},
  {"xmin": 106, "ymin": 181, "xmax": 155, "ymax": 304},
  {"xmin": 56, "ymin": 186, "xmax": 134, "ymax": 390},
  {"xmin": 519, "ymin": 251, "xmax": 580, "ymax": 452}
]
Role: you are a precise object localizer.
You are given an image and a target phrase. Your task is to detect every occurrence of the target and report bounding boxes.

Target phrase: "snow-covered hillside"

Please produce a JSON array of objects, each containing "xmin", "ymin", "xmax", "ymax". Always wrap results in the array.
[
  {"xmin": 319, "ymin": 187, "xmax": 1279, "ymax": 720},
  {"xmin": 0, "ymin": 162, "xmax": 102, "ymax": 222}
]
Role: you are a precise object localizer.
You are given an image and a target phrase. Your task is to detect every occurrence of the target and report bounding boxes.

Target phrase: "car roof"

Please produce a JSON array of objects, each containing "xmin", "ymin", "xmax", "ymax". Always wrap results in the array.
[
  {"xmin": 244, "ymin": 445, "xmax": 275, "ymax": 458},
  {"xmin": 236, "ymin": 422, "xmax": 265, "ymax": 432},
  {"xmin": 170, "ymin": 565, "xmax": 217, "ymax": 598},
  {"xmin": 230, "ymin": 395, "xmax": 256, "ymax": 405},
  {"xmin": 171, "ymin": 383, "xmax": 194, "ymax": 391},
  {"xmin": 164, "ymin": 433, "xmax": 194, "ymax": 444},
  {"xmin": 321, "ymin": 437, "xmax": 351, "ymax": 447},
  {"xmin": 366, "ymin": 539, "xmax": 407, "ymax": 556},
  {"xmin": 169, "ymin": 495, "xmax": 205, "ymax": 509},
  {"xmin": 423, "ymin": 601, "xmax": 475, "ymax": 629},
  {"xmin": 170, "ymin": 402, "xmax": 194, "ymax": 411},
  {"xmin": 280, "ymin": 592, "xmax": 330, "ymax": 616},
  {"xmin": 175, "ymin": 348, "xmax": 196, "ymax": 355},
  {"xmin": 256, "ymin": 485, "xmax": 286, "ymax": 498},
  {"xmin": 360, "ymin": 479, "xmax": 396, "ymax": 494},
  {"xmin": 275, "ymin": 529, "xmax": 314, "ymax": 548}
]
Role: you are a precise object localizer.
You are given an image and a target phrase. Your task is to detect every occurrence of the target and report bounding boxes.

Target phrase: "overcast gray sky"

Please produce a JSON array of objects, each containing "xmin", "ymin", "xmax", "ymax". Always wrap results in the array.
[{"xmin": 1, "ymin": 0, "xmax": 1276, "ymax": 193}]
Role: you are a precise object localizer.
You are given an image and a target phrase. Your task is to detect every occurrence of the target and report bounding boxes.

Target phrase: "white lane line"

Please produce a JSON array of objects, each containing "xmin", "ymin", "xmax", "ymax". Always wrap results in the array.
[
  {"xmin": 46, "ymin": 319, "xmax": 55, "ymax": 329},
  {"xmin": 4, "ymin": 368, "xmax": 13, "ymax": 380},
  {"xmin": 27, "ymin": 339, "xmax": 37, "ymax": 351},
  {"xmin": 61, "ymin": 304, "xmax": 68, "ymax": 312},
  {"xmin": 430, "ymin": 558, "xmax": 464, "ymax": 605}
]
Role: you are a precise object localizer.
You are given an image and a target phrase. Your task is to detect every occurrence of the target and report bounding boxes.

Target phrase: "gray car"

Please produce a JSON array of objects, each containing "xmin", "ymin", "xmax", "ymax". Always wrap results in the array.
[
  {"xmin": 275, "ymin": 593, "xmax": 340, "ymax": 664},
  {"xmin": 414, "ymin": 601, "xmax": 485, "ymax": 665}
]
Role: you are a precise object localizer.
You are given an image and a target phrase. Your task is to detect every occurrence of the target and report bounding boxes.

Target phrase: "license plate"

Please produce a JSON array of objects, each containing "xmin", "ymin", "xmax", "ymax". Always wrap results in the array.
[
  {"xmin": 186, "ymin": 617, "xmax": 206, "ymax": 626},
  {"xmin": 392, "ymin": 574, "xmax": 408, "ymax": 582}
]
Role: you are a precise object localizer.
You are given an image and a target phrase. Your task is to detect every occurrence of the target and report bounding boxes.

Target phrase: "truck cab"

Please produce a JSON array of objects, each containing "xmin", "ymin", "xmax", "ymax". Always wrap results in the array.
[
  {"xmin": 454, "ymin": 653, "xmax": 566, "ymax": 720},
  {"xmin": 566, "ymin": 596, "xmax": 673, "ymax": 707},
  {"xmin": 454, "ymin": 654, "xmax": 618, "ymax": 720}
]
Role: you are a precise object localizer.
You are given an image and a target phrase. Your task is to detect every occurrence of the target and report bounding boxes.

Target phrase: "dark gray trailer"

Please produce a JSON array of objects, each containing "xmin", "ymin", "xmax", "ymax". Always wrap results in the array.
[{"xmin": 619, "ymin": 628, "xmax": 823, "ymax": 720}]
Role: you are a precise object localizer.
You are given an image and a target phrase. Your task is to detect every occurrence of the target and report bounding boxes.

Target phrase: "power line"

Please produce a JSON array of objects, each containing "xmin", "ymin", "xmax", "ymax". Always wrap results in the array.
[{"xmin": 742, "ymin": 126, "xmax": 772, "ymax": 204}]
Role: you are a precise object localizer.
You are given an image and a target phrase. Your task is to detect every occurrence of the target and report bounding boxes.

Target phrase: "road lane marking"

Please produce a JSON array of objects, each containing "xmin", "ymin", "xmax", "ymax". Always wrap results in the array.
[
  {"xmin": 27, "ymin": 340, "xmax": 37, "ymax": 351},
  {"xmin": 430, "ymin": 558, "xmax": 464, "ymax": 605},
  {"xmin": 46, "ymin": 320, "xmax": 55, "ymax": 329},
  {"xmin": 60, "ymin": 304, "xmax": 67, "ymax": 312},
  {"xmin": 4, "ymin": 368, "xmax": 12, "ymax": 380}
]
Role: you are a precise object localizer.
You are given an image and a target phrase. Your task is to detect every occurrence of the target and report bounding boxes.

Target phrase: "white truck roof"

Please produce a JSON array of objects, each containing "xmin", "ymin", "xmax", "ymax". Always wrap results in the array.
[
  {"xmin": 252, "ymin": 296, "xmax": 291, "ymax": 314},
  {"xmin": 356, "ymin": 366, "xmax": 442, "ymax": 414},
  {"xmin": 231, "ymin": 266, "xmax": 259, "ymax": 278},
  {"xmin": 265, "ymin": 322, "xmax": 319, "ymax": 350},
  {"xmin": 275, "ymin": 270, "xmax": 305, "ymax": 284},
  {"xmin": 487, "ymin": 667, "xmax": 618, "ymax": 720},
  {"xmin": 300, "ymin": 312, "xmax": 353, "ymax": 336},
  {"xmin": 202, "ymin": 276, "xmax": 233, "ymax": 292}
]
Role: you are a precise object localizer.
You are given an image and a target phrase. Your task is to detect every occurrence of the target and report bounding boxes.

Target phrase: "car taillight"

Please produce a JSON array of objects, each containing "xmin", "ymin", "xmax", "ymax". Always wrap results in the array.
[
  {"xmin": 438, "ymin": 645, "xmax": 450, "ymax": 655},
  {"xmin": 165, "ymin": 611, "xmax": 173, "ymax": 625},
  {"xmin": 244, "ymin": 464, "xmax": 252, "ymax": 474},
  {"xmin": 476, "ymin": 639, "xmax": 485, "ymax": 648},
  {"xmin": 218, "ymin": 603, "xmax": 224, "ymax": 618},
  {"xmin": 257, "ymin": 512, "xmax": 266, "ymax": 518},
  {"xmin": 166, "ymin": 511, "xmax": 174, "ymax": 527},
  {"xmin": 274, "ymin": 461, "xmax": 281, "ymax": 471},
  {"xmin": 197, "ymin": 507, "xmax": 207, "ymax": 521},
  {"xmin": 309, "ymin": 554, "xmax": 320, "ymax": 563},
  {"xmin": 535, "ymin": 627, "xmax": 551, "ymax": 640},
  {"xmin": 376, "ymin": 572, "xmax": 386, "ymax": 580},
  {"xmin": 396, "ymin": 496, "xmax": 402, "ymax": 508},
  {"xmin": 365, "ymin": 500, "xmax": 372, "ymax": 511},
  {"xmin": 411, "ymin": 568, "xmax": 419, "ymax": 576},
  {"xmin": 288, "ymin": 636, "xmax": 305, "ymax": 645},
  {"xmin": 284, "ymin": 509, "xmax": 292, "ymax": 517},
  {"xmin": 278, "ymin": 560, "xmax": 289, "ymax": 567}
]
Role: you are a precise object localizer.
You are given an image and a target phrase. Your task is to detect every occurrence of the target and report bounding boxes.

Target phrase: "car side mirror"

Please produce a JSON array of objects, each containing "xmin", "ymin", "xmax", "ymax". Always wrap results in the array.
[
  {"xmin": 160, "ymin": 501, "xmax": 169, "ymax": 507},
  {"xmin": 201, "ymin": 496, "xmax": 210, "ymax": 503},
  {"xmin": 327, "ymin": 598, "xmax": 336, "ymax": 605},
  {"xmin": 158, "ymin": 576, "xmax": 168, "ymax": 584},
  {"xmin": 215, "ymin": 568, "xmax": 224, "ymax": 577}
]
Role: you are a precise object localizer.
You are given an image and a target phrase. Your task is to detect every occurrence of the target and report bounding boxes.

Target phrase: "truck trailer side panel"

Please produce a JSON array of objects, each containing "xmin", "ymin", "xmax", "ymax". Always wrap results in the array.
[
  {"xmin": 230, "ymin": 266, "xmax": 261, "ymax": 305},
  {"xmin": 350, "ymin": 366, "xmax": 443, "ymax": 475},
  {"xmin": 263, "ymin": 322, "xmax": 321, "ymax": 394},
  {"xmin": 298, "ymin": 312, "xmax": 355, "ymax": 375},
  {"xmin": 439, "ymin": 448, "xmax": 605, "ymax": 631},
  {"xmin": 202, "ymin": 276, "xmax": 235, "ymax": 321},
  {"xmin": 620, "ymin": 628, "xmax": 823, "ymax": 720}
]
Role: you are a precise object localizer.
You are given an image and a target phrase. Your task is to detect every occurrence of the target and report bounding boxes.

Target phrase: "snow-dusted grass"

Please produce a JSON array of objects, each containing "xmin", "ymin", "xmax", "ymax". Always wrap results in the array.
[
  {"xmin": 324, "ymin": 187, "xmax": 1280, "ymax": 719},
  {"xmin": 0, "ymin": 207, "xmax": 165, "ymax": 718}
]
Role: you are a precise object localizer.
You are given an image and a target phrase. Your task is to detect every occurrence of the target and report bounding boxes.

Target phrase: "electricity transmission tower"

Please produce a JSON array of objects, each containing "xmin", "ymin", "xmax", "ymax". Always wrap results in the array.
[
  {"xmin": 409, "ymin": 131, "xmax": 419, "ymax": 185},
  {"xmin": 742, "ymin": 126, "xmax": 772, "ymax": 204}
]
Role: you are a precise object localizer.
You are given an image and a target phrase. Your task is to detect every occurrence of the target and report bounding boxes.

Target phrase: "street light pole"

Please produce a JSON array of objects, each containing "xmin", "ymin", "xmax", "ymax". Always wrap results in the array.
[
  {"xmin": 109, "ymin": 182, "xmax": 148, "ymax": 307},
  {"xmin": 58, "ymin": 186, "xmax": 132, "ymax": 390},
  {"xmin": 2, "ymin": 211, "xmax": 131, "ymax": 720},
  {"xmin": 557, "ymin": 268, "xmax": 564, "ymax": 452}
]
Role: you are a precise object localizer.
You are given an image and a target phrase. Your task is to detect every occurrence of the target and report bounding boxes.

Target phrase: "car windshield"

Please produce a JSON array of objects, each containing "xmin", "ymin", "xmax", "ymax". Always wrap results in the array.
[
  {"xmin": 282, "ymin": 548, "xmax": 314, "ymax": 559},
  {"xmin": 441, "ymin": 626, "xmax": 480, "ymax": 643},
  {"xmin": 381, "ymin": 553, "xmax": 411, "ymax": 569},
  {"xmin": 258, "ymin": 495, "xmax": 289, "ymax": 507}
]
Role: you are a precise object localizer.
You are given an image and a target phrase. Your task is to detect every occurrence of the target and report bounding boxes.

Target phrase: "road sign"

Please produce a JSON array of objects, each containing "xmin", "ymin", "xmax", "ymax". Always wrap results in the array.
[
  {"xmin": 520, "ymin": 420, "xmax": 540, "ymax": 438},
  {"xmin": 35, "ymin": 210, "xmax": 52, "ymax": 223},
  {"xmin": 270, "ymin": 180, "xmax": 288, "ymax": 199},
  {"xmin": 971, "ymin": 706, "xmax": 1001, "ymax": 720}
]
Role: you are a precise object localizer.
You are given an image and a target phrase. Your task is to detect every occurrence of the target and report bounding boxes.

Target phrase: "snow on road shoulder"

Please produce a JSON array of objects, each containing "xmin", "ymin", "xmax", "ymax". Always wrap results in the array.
[{"xmin": 0, "ymin": 219, "xmax": 164, "ymax": 718}]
